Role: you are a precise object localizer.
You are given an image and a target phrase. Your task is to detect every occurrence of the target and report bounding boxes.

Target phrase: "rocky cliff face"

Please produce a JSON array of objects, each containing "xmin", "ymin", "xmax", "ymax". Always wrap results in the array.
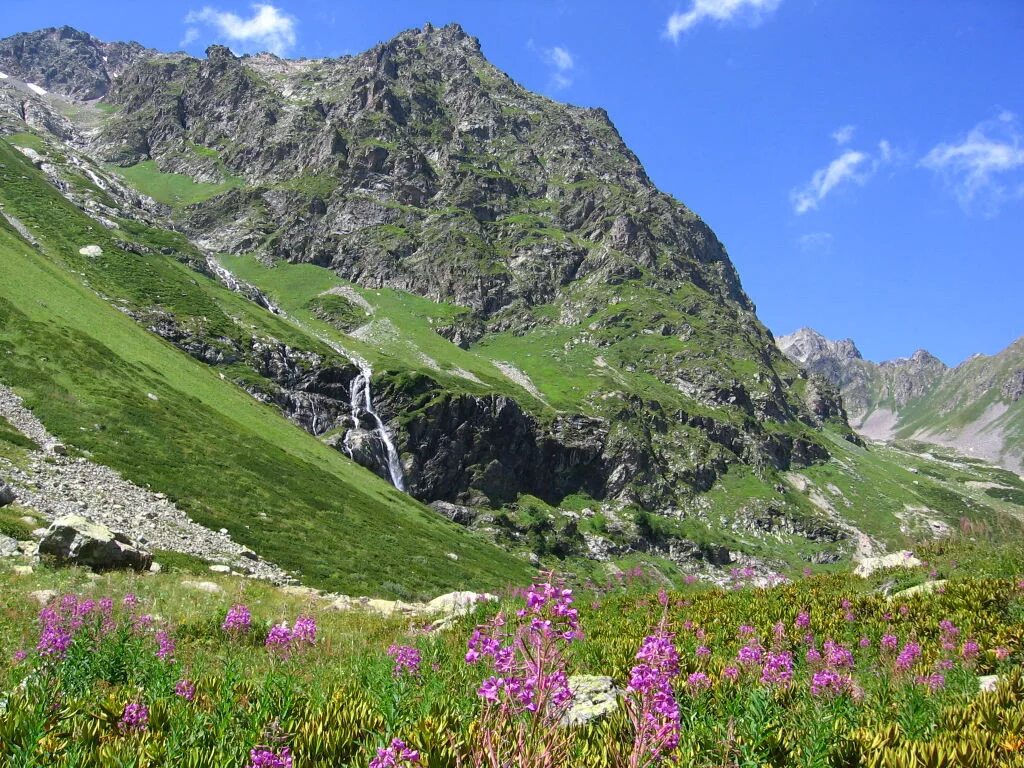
[
  {"xmin": 0, "ymin": 27, "xmax": 150, "ymax": 100},
  {"xmin": 0, "ymin": 23, "xmax": 852, "ymax": 521},
  {"xmin": 779, "ymin": 328, "xmax": 1024, "ymax": 471}
]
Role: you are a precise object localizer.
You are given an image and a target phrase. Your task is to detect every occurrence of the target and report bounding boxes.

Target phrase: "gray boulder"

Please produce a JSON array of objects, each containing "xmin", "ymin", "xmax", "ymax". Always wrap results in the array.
[
  {"xmin": 38, "ymin": 514, "xmax": 152, "ymax": 571},
  {"xmin": 0, "ymin": 483, "xmax": 16, "ymax": 507},
  {"xmin": 562, "ymin": 676, "xmax": 619, "ymax": 726},
  {"xmin": 0, "ymin": 534, "xmax": 19, "ymax": 558}
]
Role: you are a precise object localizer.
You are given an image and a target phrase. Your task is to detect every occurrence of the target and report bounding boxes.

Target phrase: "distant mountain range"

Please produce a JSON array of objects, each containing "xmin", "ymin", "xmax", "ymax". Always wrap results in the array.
[{"xmin": 778, "ymin": 328, "xmax": 1024, "ymax": 472}]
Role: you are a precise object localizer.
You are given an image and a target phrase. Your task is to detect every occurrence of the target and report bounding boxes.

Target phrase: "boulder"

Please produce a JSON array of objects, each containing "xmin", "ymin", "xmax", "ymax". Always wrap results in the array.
[
  {"xmin": 28, "ymin": 589, "xmax": 57, "ymax": 607},
  {"xmin": 78, "ymin": 245, "xmax": 103, "ymax": 257},
  {"xmin": 562, "ymin": 676, "xmax": 619, "ymax": 725},
  {"xmin": 208, "ymin": 564, "xmax": 231, "ymax": 574},
  {"xmin": 38, "ymin": 515, "xmax": 152, "ymax": 571},
  {"xmin": 181, "ymin": 580, "xmax": 224, "ymax": 594},
  {"xmin": 854, "ymin": 551, "xmax": 922, "ymax": 578},
  {"xmin": 977, "ymin": 675, "xmax": 1000, "ymax": 693},
  {"xmin": 889, "ymin": 580, "xmax": 947, "ymax": 600},
  {"xmin": 0, "ymin": 483, "xmax": 16, "ymax": 507},
  {"xmin": 0, "ymin": 534, "xmax": 20, "ymax": 558},
  {"xmin": 426, "ymin": 591, "xmax": 496, "ymax": 618}
]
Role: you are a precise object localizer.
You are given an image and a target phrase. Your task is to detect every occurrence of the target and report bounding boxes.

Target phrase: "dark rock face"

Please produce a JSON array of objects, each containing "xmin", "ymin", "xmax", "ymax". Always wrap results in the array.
[
  {"xmin": 0, "ymin": 482, "xmax": 16, "ymax": 507},
  {"xmin": 0, "ymin": 27, "xmax": 150, "ymax": 100},
  {"xmin": 388, "ymin": 385, "xmax": 607, "ymax": 507},
  {"xmin": 1003, "ymin": 369, "xmax": 1024, "ymax": 402}
]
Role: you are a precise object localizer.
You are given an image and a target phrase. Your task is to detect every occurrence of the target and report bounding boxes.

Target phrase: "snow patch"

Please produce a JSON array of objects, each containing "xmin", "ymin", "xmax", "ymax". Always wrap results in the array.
[
  {"xmin": 26, "ymin": 83, "xmax": 47, "ymax": 96},
  {"xmin": 0, "ymin": 72, "xmax": 9, "ymax": 80}
]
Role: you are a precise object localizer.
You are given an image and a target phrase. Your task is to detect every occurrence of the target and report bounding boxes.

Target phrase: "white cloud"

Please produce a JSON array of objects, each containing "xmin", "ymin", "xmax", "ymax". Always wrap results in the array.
[
  {"xmin": 665, "ymin": 0, "xmax": 782, "ymax": 41},
  {"xmin": 184, "ymin": 3, "xmax": 297, "ymax": 56},
  {"xmin": 797, "ymin": 232, "xmax": 833, "ymax": 253},
  {"xmin": 832, "ymin": 125, "xmax": 856, "ymax": 146},
  {"xmin": 920, "ymin": 112, "xmax": 1024, "ymax": 216},
  {"xmin": 180, "ymin": 27, "xmax": 201, "ymax": 47},
  {"xmin": 791, "ymin": 135, "xmax": 893, "ymax": 214},
  {"xmin": 538, "ymin": 44, "xmax": 575, "ymax": 90}
]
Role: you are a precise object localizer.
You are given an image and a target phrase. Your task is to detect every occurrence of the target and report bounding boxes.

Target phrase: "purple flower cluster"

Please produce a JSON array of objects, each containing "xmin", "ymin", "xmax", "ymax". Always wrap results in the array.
[
  {"xmin": 388, "ymin": 645, "xmax": 422, "ymax": 678},
  {"xmin": 155, "ymin": 630, "xmax": 175, "ymax": 663},
  {"xmin": 810, "ymin": 668, "xmax": 849, "ymax": 698},
  {"xmin": 119, "ymin": 702, "xmax": 149, "ymax": 733},
  {"xmin": 247, "ymin": 746, "xmax": 293, "ymax": 768},
  {"xmin": 222, "ymin": 604, "xmax": 252, "ymax": 635},
  {"xmin": 174, "ymin": 679, "xmax": 197, "ymax": 701},
  {"xmin": 264, "ymin": 615, "xmax": 318, "ymax": 657},
  {"xmin": 467, "ymin": 579, "xmax": 577, "ymax": 716},
  {"xmin": 760, "ymin": 651, "xmax": 794, "ymax": 687},
  {"xmin": 823, "ymin": 640, "xmax": 854, "ymax": 668},
  {"xmin": 895, "ymin": 641, "xmax": 922, "ymax": 673},
  {"xmin": 369, "ymin": 738, "xmax": 420, "ymax": 768},
  {"xmin": 626, "ymin": 627, "xmax": 681, "ymax": 758}
]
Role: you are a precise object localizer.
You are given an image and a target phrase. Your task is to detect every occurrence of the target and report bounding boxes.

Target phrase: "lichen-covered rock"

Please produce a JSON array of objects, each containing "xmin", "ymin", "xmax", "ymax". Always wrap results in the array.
[
  {"xmin": 562, "ymin": 676, "xmax": 619, "ymax": 726},
  {"xmin": 854, "ymin": 551, "xmax": 922, "ymax": 578},
  {"xmin": 38, "ymin": 514, "xmax": 152, "ymax": 571}
]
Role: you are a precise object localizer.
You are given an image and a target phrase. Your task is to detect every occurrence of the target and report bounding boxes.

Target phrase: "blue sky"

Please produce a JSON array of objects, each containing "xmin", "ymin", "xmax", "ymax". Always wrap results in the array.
[{"xmin": 3, "ymin": 0, "xmax": 1023, "ymax": 365}]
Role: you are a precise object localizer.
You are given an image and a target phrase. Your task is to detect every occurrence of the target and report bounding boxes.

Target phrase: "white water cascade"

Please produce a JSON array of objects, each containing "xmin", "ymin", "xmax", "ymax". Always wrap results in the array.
[
  {"xmin": 343, "ymin": 360, "xmax": 407, "ymax": 491},
  {"xmin": 206, "ymin": 257, "xmax": 407, "ymax": 492}
]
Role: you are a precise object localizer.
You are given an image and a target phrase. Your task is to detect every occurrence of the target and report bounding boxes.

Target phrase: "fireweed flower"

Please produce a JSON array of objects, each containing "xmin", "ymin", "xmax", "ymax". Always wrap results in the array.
[
  {"xmin": 687, "ymin": 671, "xmax": 712, "ymax": 692},
  {"xmin": 722, "ymin": 666, "xmax": 740, "ymax": 682},
  {"xmin": 266, "ymin": 623, "xmax": 293, "ymax": 654},
  {"xmin": 696, "ymin": 644, "xmax": 711, "ymax": 658},
  {"xmin": 760, "ymin": 651, "xmax": 794, "ymax": 687},
  {"xmin": 122, "ymin": 594, "xmax": 139, "ymax": 609},
  {"xmin": 388, "ymin": 645, "xmax": 422, "ymax": 678},
  {"xmin": 625, "ymin": 625, "xmax": 682, "ymax": 763},
  {"xmin": 895, "ymin": 642, "xmax": 922, "ymax": 672},
  {"xmin": 962, "ymin": 638, "xmax": 980, "ymax": 662},
  {"xmin": 737, "ymin": 644, "xmax": 762, "ymax": 666},
  {"xmin": 174, "ymin": 679, "xmax": 196, "ymax": 701},
  {"xmin": 795, "ymin": 611, "xmax": 810, "ymax": 629},
  {"xmin": 369, "ymin": 738, "xmax": 420, "ymax": 768},
  {"xmin": 292, "ymin": 615, "xmax": 317, "ymax": 645},
  {"xmin": 824, "ymin": 640, "xmax": 854, "ymax": 669},
  {"xmin": 155, "ymin": 630, "xmax": 175, "ymax": 662},
  {"xmin": 247, "ymin": 746, "xmax": 293, "ymax": 768},
  {"xmin": 994, "ymin": 646, "xmax": 1010, "ymax": 661},
  {"xmin": 917, "ymin": 672, "xmax": 946, "ymax": 692},
  {"xmin": 881, "ymin": 634, "xmax": 899, "ymax": 652},
  {"xmin": 119, "ymin": 702, "xmax": 149, "ymax": 733},
  {"xmin": 222, "ymin": 604, "xmax": 251, "ymax": 635},
  {"xmin": 810, "ymin": 669, "xmax": 848, "ymax": 698}
]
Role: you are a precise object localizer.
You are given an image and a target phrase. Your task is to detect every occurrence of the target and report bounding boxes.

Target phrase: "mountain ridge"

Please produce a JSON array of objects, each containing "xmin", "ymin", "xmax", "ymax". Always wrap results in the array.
[{"xmin": 778, "ymin": 327, "xmax": 1024, "ymax": 472}]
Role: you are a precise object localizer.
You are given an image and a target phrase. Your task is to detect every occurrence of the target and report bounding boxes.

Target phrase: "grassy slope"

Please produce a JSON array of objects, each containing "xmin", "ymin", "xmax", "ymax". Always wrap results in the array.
[
  {"xmin": 0, "ymin": 139, "xmax": 531, "ymax": 598},
  {"xmin": 109, "ymin": 160, "xmax": 244, "ymax": 207}
]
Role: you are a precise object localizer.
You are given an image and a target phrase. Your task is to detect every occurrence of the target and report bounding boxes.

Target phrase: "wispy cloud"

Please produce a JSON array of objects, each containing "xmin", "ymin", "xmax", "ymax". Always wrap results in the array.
[
  {"xmin": 665, "ymin": 0, "xmax": 782, "ymax": 41},
  {"xmin": 791, "ymin": 139, "xmax": 892, "ymax": 214},
  {"xmin": 797, "ymin": 232, "xmax": 833, "ymax": 254},
  {"xmin": 920, "ymin": 111, "xmax": 1024, "ymax": 216},
  {"xmin": 184, "ymin": 3, "xmax": 297, "ymax": 56},
  {"xmin": 832, "ymin": 125, "xmax": 856, "ymax": 146},
  {"xmin": 530, "ymin": 43, "xmax": 575, "ymax": 90}
]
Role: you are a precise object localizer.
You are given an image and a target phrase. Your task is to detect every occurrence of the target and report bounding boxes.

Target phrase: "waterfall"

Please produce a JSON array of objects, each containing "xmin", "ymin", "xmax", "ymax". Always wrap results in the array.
[
  {"xmin": 206, "ymin": 256, "xmax": 407, "ymax": 492},
  {"xmin": 343, "ymin": 360, "xmax": 406, "ymax": 491}
]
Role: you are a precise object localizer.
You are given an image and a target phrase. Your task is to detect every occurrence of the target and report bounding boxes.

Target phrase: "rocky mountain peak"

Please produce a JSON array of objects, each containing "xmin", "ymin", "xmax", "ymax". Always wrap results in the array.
[
  {"xmin": 0, "ymin": 26, "xmax": 151, "ymax": 100},
  {"xmin": 777, "ymin": 328, "xmax": 862, "ymax": 364}
]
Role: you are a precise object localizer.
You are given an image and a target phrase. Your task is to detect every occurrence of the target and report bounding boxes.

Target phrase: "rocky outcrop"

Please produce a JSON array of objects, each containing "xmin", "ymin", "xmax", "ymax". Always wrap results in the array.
[
  {"xmin": 0, "ymin": 26, "xmax": 150, "ymax": 100},
  {"xmin": 0, "ymin": 482, "xmax": 15, "ymax": 507},
  {"xmin": 38, "ymin": 515, "xmax": 152, "ymax": 571},
  {"xmin": 563, "ymin": 676, "xmax": 618, "ymax": 726}
]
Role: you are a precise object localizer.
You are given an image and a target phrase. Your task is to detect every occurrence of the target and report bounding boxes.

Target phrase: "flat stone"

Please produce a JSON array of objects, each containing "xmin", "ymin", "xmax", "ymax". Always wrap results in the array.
[
  {"xmin": 208, "ymin": 564, "xmax": 231, "ymax": 574},
  {"xmin": 563, "ymin": 676, "xmax": 619, "ymax": 726},
  {"xmin": 11, "ymin": 565, "xmax": 33, "ymax": 576},
  {"xmin": 28, "ymin": 589, "xmax": 57, "ymax": 607},
  {"xmin": 181, "ymin": 580, "xmax": 224, "ymax": 594},
  {"xmin": 889, "ymin": 580, "xmax": 948, "ymax": 600},
  {"xmin": 854, "ymin": 551, "xmax": 923, "ymax": 578},
  {"xmin": 977, "ymin": 675, "xmax": 999, "ymax": 693}
]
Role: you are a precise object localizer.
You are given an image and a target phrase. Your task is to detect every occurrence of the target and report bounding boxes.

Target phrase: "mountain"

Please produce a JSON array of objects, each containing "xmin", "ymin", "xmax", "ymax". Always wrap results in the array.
[
  {"xmin": 1, "ymin": 24, "xmax": 1022, "ymax": 591},
  {"xmin": 779, "ymin": 328, "xmax": 1024, "ymax": 472}
]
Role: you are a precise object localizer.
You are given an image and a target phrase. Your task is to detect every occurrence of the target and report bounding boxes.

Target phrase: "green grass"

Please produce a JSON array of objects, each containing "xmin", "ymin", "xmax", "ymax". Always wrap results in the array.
[
  {"xmin": 108, "ymin": 160, "xmax": 244, "ymax": 207},
  {"xmin": 0, "ymin": 138, "xmax": 531, "ymax": 598}
]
